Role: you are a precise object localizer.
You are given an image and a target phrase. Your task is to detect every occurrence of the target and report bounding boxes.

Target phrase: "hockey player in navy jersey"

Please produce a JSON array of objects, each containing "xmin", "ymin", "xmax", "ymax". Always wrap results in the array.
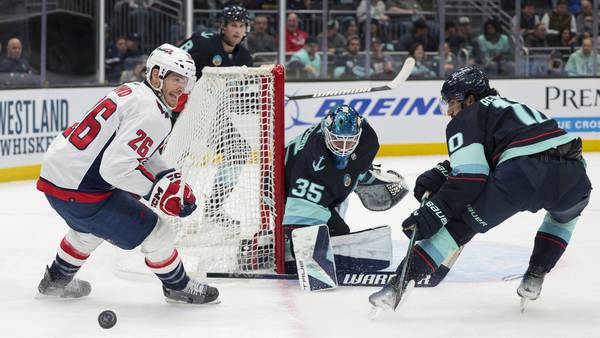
[
  {"xmin": 283, "ymin": 105, "xmax": 409, "ymax": 274},
  {"xmin": 36, "ymin": 44, "xmax": 219, "ymax": 304},
  {"xmin": 176, "ymin": 1, "xmax": 253, "ymax": 229},
  {"xmin": 370, "ymin": 66, "xmax": 592, "ymax": 310}
]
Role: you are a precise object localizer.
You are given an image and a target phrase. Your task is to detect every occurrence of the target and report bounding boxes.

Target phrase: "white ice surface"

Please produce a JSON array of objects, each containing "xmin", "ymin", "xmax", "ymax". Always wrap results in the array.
[{"xmin": 1, "ymin": 155, "xmax": 599, "ymax": 338}]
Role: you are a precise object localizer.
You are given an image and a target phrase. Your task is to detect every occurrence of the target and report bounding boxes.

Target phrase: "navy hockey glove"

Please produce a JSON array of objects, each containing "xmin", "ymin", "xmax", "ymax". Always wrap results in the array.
[
  {"xmin": 145, "ymin": 169, "xmax": 197, "ymax": 217},
  {"xmin": 413, "ymin": 160, "xmax": 451, "ymax": 202},
  {"xmin": 402, "ymin": 199, "xmax": 449, "ymax": 241}
]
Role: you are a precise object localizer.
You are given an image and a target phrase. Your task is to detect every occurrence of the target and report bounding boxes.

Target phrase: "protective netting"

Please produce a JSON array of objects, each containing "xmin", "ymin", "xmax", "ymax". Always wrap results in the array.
[{"xmin": 161, "ymin": 65, "xmax": 283, "ymax": 274}]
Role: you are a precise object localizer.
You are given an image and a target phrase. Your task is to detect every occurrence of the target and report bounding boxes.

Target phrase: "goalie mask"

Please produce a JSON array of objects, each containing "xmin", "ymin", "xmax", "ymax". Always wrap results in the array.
[
  {"xmin": 145, "ymin": 43, "xmax": 196, "ymax": 108},
  {"xmin": 321, "ymin": 105, "xmax": 363, "ymax": 170}
]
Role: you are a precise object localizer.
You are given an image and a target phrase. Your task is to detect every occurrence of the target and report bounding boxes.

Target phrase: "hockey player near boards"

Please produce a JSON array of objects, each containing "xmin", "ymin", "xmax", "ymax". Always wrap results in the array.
[
  {"xmin": 370, "ymin": 66, "xmax": 592, "ymax": 310},
  {"xmin": 36, "ymin": 44, "xmax": 219, "ymax": 304},
  {"xmin": 283, "ymin": 105, "xmax": 409, "ymax": 274},
  {"xmin": 176, "ymin": 1, "xmax": 253, "ymax": 229}
]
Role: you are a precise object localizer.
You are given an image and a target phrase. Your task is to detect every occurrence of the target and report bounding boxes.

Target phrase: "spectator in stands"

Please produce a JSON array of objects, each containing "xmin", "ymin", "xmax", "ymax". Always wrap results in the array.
[
  {"xmin": 119, "ymin": 55, "xmax": 147, "ymax": 82},
  {"xmin": 433, "ymin": 42, "xmax": 458, "ymax": 77},
  {"xmin": 478, "ymin": 19, "xmax": 514, "ymax": 76},
  {"xmin": 547, "ymin": 50, "xmax": 565, "ymax": 76},
  {"xmin": 362, "ymin": 19, "xmax": 392, "ymax": 50},
  {"xmin": 551, "ymin": 27, "xmax": 577, "ymax": 57},
  {"xmin": 576, "ymin": 0, "xmax": 594, "ymax": 34},
  {"xmin": 541, "ymin": 0, "xmax": 577, "ymax": 39},
  {"xmin": 455, "ymin": 17, "xmax": 483, "ymax": 65},
  {"xmin": 126, "ymin": 34, "xmax": 143, "ymax": 58},
  {"xmin": 247, "ymin": 15, "xmax": 276, "ymax": 53},
  {"xmin": 525, "ymin": 23, "xmax": 549, "ymax": 47},
  {"xmin": 445, "ymin": 21, "xmax": 464, "ymax": 55},
  {"xmin": 357, "ymin": 0, "xmax": 389, "ymax": 25},
  {"xmin": 396, "ymin": 19, "xmax": 437, "ymax": 52},
  {"xmin": 370, "ymin": 37, "xmax": 395, "ymax": 80},
  {"xmin": 409, "ymin": 43, "xmax": 436, "ymax": 79},
  {"xmin": 287, "ymin": 0, "xmax": 312, "ymax": 9},
  {"xmin": 105, "ymin": 36, "xmax": 128, "ymax": 82},
  {"xmin": 565, "ymin": 37, "xmax": 600, "ymax": 76},
  {"xmin": 286, "ymin": 36, "xmax": 321, "ymax": 79},
  {"xmin": 0, "ymin": 37, "xmax": 31, "ymax": 73},
  {"xmin": 0, "ymin": 42, "xmax": 3, "ymax": 64},
  {"xmin": 386, "ymin": 0, "xmax": 422, "ymax": 16},
  {"xmin": 333, "ymin": 35, "xmax": 368, "ymax": 79},
  {"xmin": 285, "ymin": 13, "xmax": 308, "ymax": 52},
  {"xmin": 512, "ymin": 2, "xmax": 540, "ymax": 38},
  {"xmin": 317, "ymin": 20, "xmax": 347, "ymax": 54},
  {"xmin": 342, "ymin": 18, "xmax": 360, "ymax": 41}
]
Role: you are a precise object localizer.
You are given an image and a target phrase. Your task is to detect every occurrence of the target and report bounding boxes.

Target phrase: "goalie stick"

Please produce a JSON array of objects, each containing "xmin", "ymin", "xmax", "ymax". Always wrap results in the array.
[{"xmin": 286, "ymin": 57, "xmax": 415, "ymax": 101}]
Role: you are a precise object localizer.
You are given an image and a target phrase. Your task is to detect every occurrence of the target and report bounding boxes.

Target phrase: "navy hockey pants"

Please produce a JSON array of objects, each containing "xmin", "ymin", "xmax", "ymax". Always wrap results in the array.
[{"xmin": 46, "ymin": 190, "xmax": 158, "ymax": 250}]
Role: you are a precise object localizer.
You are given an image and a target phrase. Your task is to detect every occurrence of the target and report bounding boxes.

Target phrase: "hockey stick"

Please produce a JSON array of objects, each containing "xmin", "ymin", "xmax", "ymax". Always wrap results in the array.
[
  {"xmin": 390, "ymin": 191, "xmax": 430, "ymax": 310},
  {"xmin": 286, "ymin": 57, "xmax": 415, "ymax": 101}
]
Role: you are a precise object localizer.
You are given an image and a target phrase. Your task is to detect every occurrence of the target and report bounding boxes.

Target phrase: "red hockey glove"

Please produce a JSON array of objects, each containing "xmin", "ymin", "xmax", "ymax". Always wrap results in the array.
[{"xmin": 144, "ymin": 169, "xmax": 197, "ymax": 217}]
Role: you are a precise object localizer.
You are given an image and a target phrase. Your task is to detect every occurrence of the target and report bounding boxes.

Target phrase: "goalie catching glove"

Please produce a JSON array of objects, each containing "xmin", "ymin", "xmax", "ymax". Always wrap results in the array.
[
  {"xmin": 354, "ymin": 164, "xmax": 409, "ymax": 211},
  {"xmin": 144, "ymin": 169, "xmax": 197, "ymax": 217}
]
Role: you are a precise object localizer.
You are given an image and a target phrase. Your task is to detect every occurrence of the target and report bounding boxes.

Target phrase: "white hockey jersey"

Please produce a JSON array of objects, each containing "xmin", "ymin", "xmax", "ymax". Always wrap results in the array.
[{"xmin": 38, "ymin": 82, "xmax": 172, "ymax": 201}]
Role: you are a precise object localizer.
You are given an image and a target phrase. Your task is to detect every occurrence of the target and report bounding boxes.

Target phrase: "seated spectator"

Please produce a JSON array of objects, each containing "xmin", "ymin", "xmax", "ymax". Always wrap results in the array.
[
  {"xmin": 105, "ymin": 36, "xmax": 128, "ymax": 82},
  {"xmin": 386, "ymin": 0, "xmax": 422, "ymax": 15},
  {"xmin": 445, "ymin": 21, "xmax": 465, "ymax": 55},
  {"xmin": 477, "ymin": 19, "xmax": 514, "ymax": 76},
  {"xmin": 512, "ymin": 2, "xmax": 540, "ymax": 38},
  {"xmin": 541, "ymin": 0, "xmax": 577, "ymax": 38},
  {"xmin": 247, "ymin": 15, "xmax": 276, "ymax": 53},
  {"xmin": 576, "ymin": 0, "xmax": 596, "ymax": 34},
  {"xmin": 370, "ymin": 37, "xmax": 396, "ymax": 79},
  {"xmin": 432, "ymin": 42, "xmax": 458, "ymax": 77},
  {"xmin": 550, "ymin": 27, "xmax": 577, "ymax": 57},
  {"xmin": 119, "ymin": 55, "xmax": 147, "ymax": 82},
  {"xmin": 357, "ymin": 0, "xmax": 389, "ymax": 25},
  {"xmin": 456, "ymin": 16, "xmax": 483, "ymax": 65},
  {"xmin": 361, "ymin": 19, "xmax": 392, "ymax": 50},
  {"xmin": 546, "ymin": 50, "xmax": 565, "ymax": 76},
  {"xmin": 317, "ymin": 20, "xmax": 347, "ymax": 54},
  {"xmin": 525, "ymin": 23, "xmax": 549, "ymax": 47},
  {"xmin": 409, "ymin": 43, "xmax": 436, "ymax": 79},
  {"xmin": 125, "ymin": 33, "xmax": 143, "ymax": 58},
  {"xmin": 0, "ymin": 37, "xmax": 31, "ymax": 73},
  {"xmin": 333, "ymin": 35, "xmax": 368, "ymax": 79},
  {"xmin": 565, "ymin": 38, "xmax": 600, "ymax": 76},
  {"xmin": 396, "ymin": 19, "xmax": 437, "ymax": 52},
  {"xmin": 284, "ymin": 13, "xmax": 308, "ymax": 52},
  {"xmin": 286, "ymin": 36, "xmax": 321, "ymax": 79},
  {"xmin": 342, "ymin": 18, "xmax": 360, "ymax": 41}
]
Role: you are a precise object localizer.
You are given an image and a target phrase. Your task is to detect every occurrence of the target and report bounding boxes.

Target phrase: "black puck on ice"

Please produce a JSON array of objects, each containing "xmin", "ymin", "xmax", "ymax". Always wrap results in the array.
[{"xmin": 98, "ymin": 310, "xmax": 117, "ymax": 329}]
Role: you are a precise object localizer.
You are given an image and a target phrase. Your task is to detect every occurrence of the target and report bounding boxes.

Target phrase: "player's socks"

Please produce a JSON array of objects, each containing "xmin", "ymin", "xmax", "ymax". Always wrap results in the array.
[
  {"xmin": 145, "ymin": 249, "xmax": 190, "ymax": 291},
  {"xmin": 48, "ymin": 237, "xmax": 91, "ymax": 282}
]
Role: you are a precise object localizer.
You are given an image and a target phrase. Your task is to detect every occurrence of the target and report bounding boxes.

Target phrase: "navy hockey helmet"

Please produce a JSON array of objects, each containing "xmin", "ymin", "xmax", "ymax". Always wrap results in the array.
[
  {"xmin": 321, "ymin": 105, "xmax": 363, "ymax": 158},
  {"xmin": 440, "ymin": 66, "xmax": 490, "ymax": 113},
  {"xmin": 222, "ymin": 2, "xmax": 249, "ymax": 24}
]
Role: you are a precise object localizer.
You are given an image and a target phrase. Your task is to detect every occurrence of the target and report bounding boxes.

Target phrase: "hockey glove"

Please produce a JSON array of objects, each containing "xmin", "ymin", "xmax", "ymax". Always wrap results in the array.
[
  {"xmin": 402, "ymin": 199, "xmax": 449, "ymax": 241},
  {"xmin": 413, "ymin": 160, "xmax": 451, "ymax": 202},
  {"xmin": 145, "ymin": 169, "xmax": 197, "ymax": 217}
]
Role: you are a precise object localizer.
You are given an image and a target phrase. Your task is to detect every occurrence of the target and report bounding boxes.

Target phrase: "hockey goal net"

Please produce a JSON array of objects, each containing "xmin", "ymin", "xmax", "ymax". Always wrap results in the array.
[{"xmin": 161, "ymin": 65, "xmax": 286, "ymax": 275}]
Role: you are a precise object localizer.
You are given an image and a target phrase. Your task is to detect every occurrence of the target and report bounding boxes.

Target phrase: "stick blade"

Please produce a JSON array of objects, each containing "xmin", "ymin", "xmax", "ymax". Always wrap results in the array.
[{"xmin": 388, "ymin": 57, "xmax": 415, "ymax": 89}]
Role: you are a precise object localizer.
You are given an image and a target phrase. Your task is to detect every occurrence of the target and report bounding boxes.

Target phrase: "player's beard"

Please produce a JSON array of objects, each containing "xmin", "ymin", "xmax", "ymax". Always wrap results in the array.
[{"xmin": 222, "ymin": 35, "xmax": 242, "ymax": 49}]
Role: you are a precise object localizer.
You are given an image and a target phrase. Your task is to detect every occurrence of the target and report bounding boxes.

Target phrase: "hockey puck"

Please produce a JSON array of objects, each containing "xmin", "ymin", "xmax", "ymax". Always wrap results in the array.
[{"xmin": 98, "ymin": 310, "xmax": 117, "ymax": 329}]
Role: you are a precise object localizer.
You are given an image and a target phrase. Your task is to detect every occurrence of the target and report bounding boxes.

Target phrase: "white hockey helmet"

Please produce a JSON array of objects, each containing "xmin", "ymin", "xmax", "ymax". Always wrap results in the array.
[{"xmin": 145, "ymin": 43, "xmax": 196, "ymax": 94}]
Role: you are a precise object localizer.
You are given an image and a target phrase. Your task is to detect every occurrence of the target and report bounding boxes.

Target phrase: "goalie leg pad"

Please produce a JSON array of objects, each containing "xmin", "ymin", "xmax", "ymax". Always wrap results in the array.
[
  {"xmin": 331, "ymin": 225, "xmax": 392, "ymax": 273},
  {"xmin": 355, "ymin": 165, "xmax": 409, "ymax": 211},
  {"xmin": 292, "ymin": 225, "xmax": 338, "ymax": 291}
]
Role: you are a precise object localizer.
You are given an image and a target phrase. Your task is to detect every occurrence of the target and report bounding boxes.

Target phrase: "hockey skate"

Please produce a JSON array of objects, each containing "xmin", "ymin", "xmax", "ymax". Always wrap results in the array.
[
  {"xmin": 368, "ymin": 275, "xmax": 415, "ymax": 318},
  {"xmin": 163, "ymin": 279, "xmax": 220, "ymax": 304},
  {"xmin": 517, "ymin": 265, "xmax": 546, "ymax": 312},
  {"xmin": 37, "ymin": 266, "xmax": 91, "ymax": 298}
]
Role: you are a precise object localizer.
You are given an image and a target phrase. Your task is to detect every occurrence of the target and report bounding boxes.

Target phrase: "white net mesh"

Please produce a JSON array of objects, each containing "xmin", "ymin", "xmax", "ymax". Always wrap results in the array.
[{"xmin": 161, "ymin": 65, "xmax": 281, "ymax": 274}]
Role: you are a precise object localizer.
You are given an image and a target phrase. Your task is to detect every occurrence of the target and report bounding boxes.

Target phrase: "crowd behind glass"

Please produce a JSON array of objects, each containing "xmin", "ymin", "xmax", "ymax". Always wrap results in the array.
[{"xmin": 0, "ymin": 0, "xmax": 598, "ymax": 88}]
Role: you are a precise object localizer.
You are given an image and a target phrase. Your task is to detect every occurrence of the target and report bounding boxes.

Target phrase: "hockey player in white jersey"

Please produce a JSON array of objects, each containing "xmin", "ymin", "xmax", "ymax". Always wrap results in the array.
[{"xmin": 36, "ymin": 44, "xmax": 219, "ymax": 304}]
